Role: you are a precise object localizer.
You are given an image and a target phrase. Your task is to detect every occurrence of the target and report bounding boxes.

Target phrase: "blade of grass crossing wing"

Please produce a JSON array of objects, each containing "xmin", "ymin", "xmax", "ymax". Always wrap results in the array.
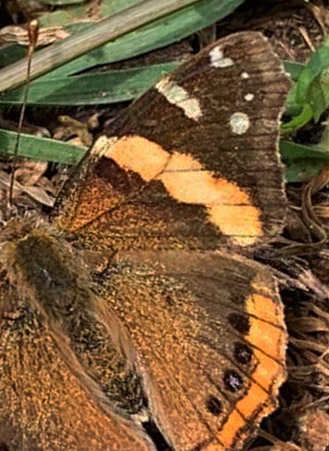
[{"xmin": 2, "ymin": 128, "xmax": 327, "ymax": 183}]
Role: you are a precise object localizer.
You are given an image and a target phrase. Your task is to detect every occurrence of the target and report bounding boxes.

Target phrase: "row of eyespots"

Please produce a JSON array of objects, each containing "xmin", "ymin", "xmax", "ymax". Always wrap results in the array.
[{"xmin": 205, "ymin": 312, "xmax": 253, "ymax": 416}]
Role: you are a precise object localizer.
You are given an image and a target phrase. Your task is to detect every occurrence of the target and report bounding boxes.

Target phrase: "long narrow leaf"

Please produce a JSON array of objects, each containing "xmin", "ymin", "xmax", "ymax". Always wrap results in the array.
[
  {"xmin": 0, "ymin": 62, "xmax": 180, "ymax": 106},
  {"xmin": 0, "ymin": 129, "xmax": 86, "ymax": 165},
  {"xmin": 42, "ymin": 0, "xmax": 245, "ymax": 79},
  {"xmin": 0, "ymin": 0, "xmax": 244, "ymax": 93},
  {"xmin": 280, "ymin": 140, "xmax": 329, "ymax": 160}
]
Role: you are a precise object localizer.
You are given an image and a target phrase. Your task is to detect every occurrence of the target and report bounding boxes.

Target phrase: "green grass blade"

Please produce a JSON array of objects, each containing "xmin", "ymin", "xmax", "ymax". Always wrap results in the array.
[
  {"xmin": 280, "ymin": 140, "xmax": 329, "ymax": 160},
  {"xmin": 45, "ymin": 0, "xmax": 245, "ymax": 79},
  {"xmin": 0, "ymin": 62, "xmax": 180, "ymax": 106},
  {"xmin": 0, "ymin": 129, "xmax": 86, "ymax": 164},
  {"xmin": 38, "ymin": 0, "xmax": 143, "ymax": 27},
  {"xmin": 42, "ymin": 0, "xmax": 86, "ymax": 4}
]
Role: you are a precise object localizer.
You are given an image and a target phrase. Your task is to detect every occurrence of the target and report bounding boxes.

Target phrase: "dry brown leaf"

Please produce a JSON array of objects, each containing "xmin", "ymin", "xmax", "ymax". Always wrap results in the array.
[{"xmin": 0, "ymin": 25, "xmax": 70, "ymax": 47}]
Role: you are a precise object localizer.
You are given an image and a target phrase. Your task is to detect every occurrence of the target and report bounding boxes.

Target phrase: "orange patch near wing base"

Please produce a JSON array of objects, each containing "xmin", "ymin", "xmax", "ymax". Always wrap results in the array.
[
  {"xmin": 95, "ymin": 135, "xmax": 170, "ymax": 182},
  {"xmin": 205, "ymin": 279, "xmax": 286, "ymax": 450},
  {"xmin": 94, "ymin": 135, "xmax": 263, "ymax": 246}
]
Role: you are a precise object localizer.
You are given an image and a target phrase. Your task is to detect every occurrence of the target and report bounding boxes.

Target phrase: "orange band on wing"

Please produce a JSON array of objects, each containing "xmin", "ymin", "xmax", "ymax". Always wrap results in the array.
[
  {"xmin": 94, "ymin": 135, "xmax": 263, "ymax": 246},
  {"xmin": 205, "ymin": 278, "xmax": 286, "ymax": 450}
]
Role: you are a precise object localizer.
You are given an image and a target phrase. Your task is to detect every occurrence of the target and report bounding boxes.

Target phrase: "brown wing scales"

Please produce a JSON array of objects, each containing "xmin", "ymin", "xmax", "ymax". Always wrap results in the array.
[
  {"xmin": 0, "ymin": 305, "xmax": 153, "ymax": 450},
  {"xmin": 56, "ymin": 32, "xmax": 289, "ymax": 250},
  {"xmin": 95, "ymin": 250, "xmax": 286, "ymax": 450}
]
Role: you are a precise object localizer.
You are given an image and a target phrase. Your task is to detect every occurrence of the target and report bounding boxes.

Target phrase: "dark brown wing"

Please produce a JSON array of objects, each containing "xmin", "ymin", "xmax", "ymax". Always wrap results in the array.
[
  {"xmin": 55, "ymin": 32, "xmax": 289, "ymax": 251},
  {"xmin": 95, "ymin": 250, "xmax": 286, "ymax": 450},
  {"xmin": 0, "ymin": 303, "xmax": 153, "ymax": 451},
  {"xmin": 33, "ymin": 31, "xmax": 289, "ymax": 450}
]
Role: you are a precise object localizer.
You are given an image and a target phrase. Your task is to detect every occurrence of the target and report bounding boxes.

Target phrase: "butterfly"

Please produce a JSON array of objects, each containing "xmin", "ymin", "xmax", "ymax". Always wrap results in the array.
[{"xmin": 0, "ymin": 31, "xmax": 290, "ymax": 450}]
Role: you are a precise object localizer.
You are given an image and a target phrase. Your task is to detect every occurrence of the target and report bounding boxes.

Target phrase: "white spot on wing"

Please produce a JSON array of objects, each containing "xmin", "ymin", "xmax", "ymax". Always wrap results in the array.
[
  {"xmin": 230, "ymin": 112, "xmax": 250, "ymax": 135},
  {"xmin": 241, "ymin": 72, "xmax": 249, "ymax": 79},
  {"xmin": 244, "ymin": 93, "xmax": 254, "ymax": 102},
  {"xmin": 209, "ymin": 45, "xmax": 234, "ymax": 68},
  {"xmin": 156, "ymin": 77, "xmax": 202, "ymax": 121}
]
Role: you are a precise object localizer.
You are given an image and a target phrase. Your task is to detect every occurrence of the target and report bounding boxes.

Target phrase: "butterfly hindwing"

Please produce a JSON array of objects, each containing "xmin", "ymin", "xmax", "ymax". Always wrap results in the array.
[{"xmin": 96, "ymin": 250, "xmax": 286, "ymax": 450}]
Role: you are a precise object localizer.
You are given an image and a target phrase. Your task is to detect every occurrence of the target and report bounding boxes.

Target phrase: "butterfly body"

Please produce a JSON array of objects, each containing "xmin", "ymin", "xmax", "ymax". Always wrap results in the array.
[{"xmin": 0, "ymin": 32, "xmax": 289, "ymax": 450}]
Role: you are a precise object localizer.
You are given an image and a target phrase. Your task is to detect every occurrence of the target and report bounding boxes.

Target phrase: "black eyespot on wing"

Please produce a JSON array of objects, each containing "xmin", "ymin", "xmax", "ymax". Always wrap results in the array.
[
  {"xmin": 234, "ymin": 342, "xmax": 252, "ymax": 365},
  {"xmin": 228, "ymin": 313, "xmax": 250, "ymax": 335},
  {"xmin": 223, "ymin": 370, "xmax": 244, "ymax": 392},
  {"xmin": 205, "ymin": 395, "xmax": 222, "ymax": 416}
]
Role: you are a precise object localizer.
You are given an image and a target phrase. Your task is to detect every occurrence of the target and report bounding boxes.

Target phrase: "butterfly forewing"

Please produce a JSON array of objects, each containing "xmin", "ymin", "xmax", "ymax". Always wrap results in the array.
[{"xmin": 56, "ymin": 32, "xmax": 289, "ymax": 251}]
